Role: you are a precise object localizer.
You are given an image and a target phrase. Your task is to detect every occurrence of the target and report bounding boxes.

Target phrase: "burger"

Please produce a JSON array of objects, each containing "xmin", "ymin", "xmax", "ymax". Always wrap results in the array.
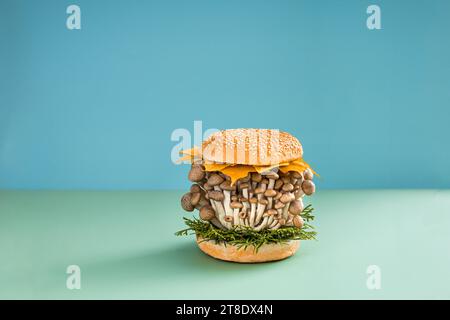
[{"xmin": 176, "ymin": 129, "xmax": 317, "ymax": 263}]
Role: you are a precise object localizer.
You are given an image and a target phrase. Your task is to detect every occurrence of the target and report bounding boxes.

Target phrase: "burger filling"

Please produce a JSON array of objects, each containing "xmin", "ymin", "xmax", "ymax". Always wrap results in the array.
[{"xmin": 180, "ymin": 158, "xmax": 316, "ymax": 232}]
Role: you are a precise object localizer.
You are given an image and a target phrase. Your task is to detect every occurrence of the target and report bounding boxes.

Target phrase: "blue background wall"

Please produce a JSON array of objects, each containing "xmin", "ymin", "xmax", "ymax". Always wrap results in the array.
[{"xmin": 1, "ymin": 0, "xmax": 449, "ymax": 189}]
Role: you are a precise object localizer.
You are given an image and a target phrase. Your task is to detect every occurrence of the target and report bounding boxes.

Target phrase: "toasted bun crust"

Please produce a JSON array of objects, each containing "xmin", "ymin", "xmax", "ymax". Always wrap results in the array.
[
  {"xmin": 202, "ymin": 129, "xmax": 303, "ymax": 166},
  {"xmin": 196, "ymin": 236, "xmax": 300, "ymax": 263}
]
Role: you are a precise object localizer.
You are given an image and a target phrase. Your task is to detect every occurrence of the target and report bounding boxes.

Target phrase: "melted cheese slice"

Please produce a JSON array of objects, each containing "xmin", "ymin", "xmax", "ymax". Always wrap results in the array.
[
  {"xmin": 205, "ymin": 159, "xmax": 317, "ymax": 185},
  {"xmin": 203, "ymin": 163, "xmax": 231, "ymax": 172},
  {"xmin": 220, "ymin": 166, "xmax": 254, "ymax": 184},
  {"xmin": 281, "ymin": 159, "xmax": 318, "ymax": 175},
  {"xmin": 180, "ymin": 147, "xmax": 317, "ymax": 184}
]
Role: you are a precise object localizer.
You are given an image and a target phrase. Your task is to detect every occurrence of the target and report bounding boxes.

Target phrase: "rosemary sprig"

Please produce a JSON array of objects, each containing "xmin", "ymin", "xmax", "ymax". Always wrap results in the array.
[{"xmin": 175, "ymin": 205, "xmax": 317, "ymax": 252}]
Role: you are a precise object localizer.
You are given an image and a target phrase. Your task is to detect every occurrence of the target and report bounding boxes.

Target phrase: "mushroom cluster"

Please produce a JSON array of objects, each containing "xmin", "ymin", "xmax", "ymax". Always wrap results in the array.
[{"xmin": 181, "ymin": 162, "xmax": 316, "ymax": 231}]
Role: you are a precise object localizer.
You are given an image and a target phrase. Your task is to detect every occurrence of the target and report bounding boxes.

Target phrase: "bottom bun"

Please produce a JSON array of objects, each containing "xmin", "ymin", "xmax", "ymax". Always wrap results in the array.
[{"xmin": 196, "ymin": 236, "xmax": 300, "ymax": 263}]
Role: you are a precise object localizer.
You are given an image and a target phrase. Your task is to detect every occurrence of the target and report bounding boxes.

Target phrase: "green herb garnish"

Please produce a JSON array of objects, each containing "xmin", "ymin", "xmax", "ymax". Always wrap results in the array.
[{"xmin": 176, "ymin": 205, "xmax": 317, "ymax": 252}]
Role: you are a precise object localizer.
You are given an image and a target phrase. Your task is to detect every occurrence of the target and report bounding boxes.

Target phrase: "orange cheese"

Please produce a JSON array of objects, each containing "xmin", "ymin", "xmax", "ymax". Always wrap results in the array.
[
  {"xmin": 203, "ymin": 163, "xmax": 231, "ymax": 172},
  {"xmin": 180, "ymin": 147, "xmax": 317, "ymax": 182},
  {"xmin": 220, "ymin": 166, "xmax": 255, "ymax": 185},
  {"xmin": 280, "ymin": 159, "xmax": 318, "ymax": 176},
  {"xmin": 279, "ymin": 163, "xmax": 307, "ymax": 174}
]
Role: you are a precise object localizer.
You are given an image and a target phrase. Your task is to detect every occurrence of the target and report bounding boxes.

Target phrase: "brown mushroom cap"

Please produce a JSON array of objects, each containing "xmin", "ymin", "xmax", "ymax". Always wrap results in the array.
[
  {"xmin": 301, "ymin": 180, "xmax": 315, "ymax": 196},
  {"xmin": 203, "ymin": 183, "xmax": 213, "ymax": 191},
  {"xmin": 208, "ymin": 190, "xmax": 225, "ymax": 201},
  {"xmin": 293, "ymin": 215, "xmax": 304, "ymax": 228},
  {"xmin": 239, "ymin": 196, "xmax": 248, "ymax": 203},
  {"xmin": 291, "ymin": 171, "xmax": 302, "ymax": 179},
  {"xmin": 219, "ymin": 172, "xmax": 230, "ymax": 180},
  {"xmin": 224, "ymin": 215, "xmax": 233, "ymax": 222},
  {"xmin": 274, "ymin": 179, "xmax": 284, "ymax": 190},
  {"xmin": 188, "ymin": 166, "xmax": 205, "ymax": 182},
  {"xmin": 265, "ymin": 172, "xmax": 279, "ymax": 180},
  {"xmin": 251, "ymin": 172, "xmax": 262, "ymax": 183},
  {"xmin": 195, "ymin": 196, "xmax": 209, "ymax": 209},
  {"xmin": 274, "ymin": 191, "xmax": 282, "ymax": 200},
  {"xmin": 282, "ymin": 183, "xmax": 294, "ymax": 192},
  {"xmin": 289, "ymin": 200, "xmax": 304, "ymax": 215},
  {"xmin": 264, "ymin": 189, "xmax": 277, "ymax": 197},
  {"xmin": 190, "ymin": 184, "xmax": 201, "ymax": 193},
  {"xmin": 190, "ymin": 192, "xmax": 201, "ymax": 206},
  {"xmin": 219, "ymin": 180, "xmax": 235, "ymax": 191},
  {"xmin": 274, "ymin": 201, "xmax": 285, "ymax": 209},
  {"xmin": 261, "ymin": 178, "xmax": 269, "ymax": 185},
  {"xmin": 231, "ymin": 195, "xmax": 238, "ymax": 201},
  {"xmin": 207, "ymin": 173, "xmax": 224, "ymax": 186},
  {"xmin": 239, "ymin": 174, "xmax": 251, "ymax": 182},
  {"xmin": 230, "ymin": 201, "xmax": 243, "ymax": 209},
  {"xmin": 280, "ymin": 192, "xmax": 294, "ymax": 204},
  {"xmin": 254, "ymin": 186, "xmax": 265, "ymax": 194},
  {"xmin": 259, "ymin": 198, "xmax": 268, "ymax": 205},
  {"xmin": 240, "ymin": 182, "xmax": 249, "ymax": 189},
  {"xmin": 249, "ymin": 197, "xmax": 258, "ymax": 204},
  {"xmin": 267, "ymin": 209, "xmax": 278, "ymax": 216},
  {"xmin": 294, "ymin": 189, "xmax": 304, "ymax": 199},
  {"xmin": 181, "ymin": 193, "xmax": 195, "ymax": 212},
  {"xmin": 199, "ymin": 205, "xmax": 215, "ymax": 221},
  {"xmin": 304, "ymin": 168, "xmax": 313, "ymax": 180},
  {"xmin": 282, "ymin": 176, "xmax": 291, "ymax": 184},
  {"xmin": 278, "ymin": 218, "xmax": 286, "ymax": 226}
]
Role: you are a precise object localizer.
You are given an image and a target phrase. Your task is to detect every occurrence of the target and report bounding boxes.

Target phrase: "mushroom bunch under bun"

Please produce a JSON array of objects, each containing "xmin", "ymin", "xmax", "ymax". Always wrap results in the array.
[{"xmin": 179, "ymin": 129, "xmax": 317, "ymax": 263}]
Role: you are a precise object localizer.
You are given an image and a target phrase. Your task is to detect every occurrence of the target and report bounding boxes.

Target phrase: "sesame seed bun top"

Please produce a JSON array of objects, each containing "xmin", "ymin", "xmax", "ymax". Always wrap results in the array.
[{"xmin": 202, "ymin": 129, "xmax": 303, "ymax": 166}]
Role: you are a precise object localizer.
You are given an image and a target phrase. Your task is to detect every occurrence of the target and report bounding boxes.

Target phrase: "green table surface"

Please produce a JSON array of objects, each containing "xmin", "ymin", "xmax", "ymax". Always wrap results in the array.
[{"xmin": 1, "ymin": 190, "xmax": 449, "ymax": 299}]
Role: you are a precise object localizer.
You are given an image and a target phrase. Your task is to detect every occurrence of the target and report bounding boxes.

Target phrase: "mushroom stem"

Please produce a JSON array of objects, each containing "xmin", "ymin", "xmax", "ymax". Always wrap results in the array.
[
  {"xmin": 210, "ymin": 218, "xmax": 225, "ymax": 229},
  {"xmin": 276, "ymin": 208, "xmax": 283, "ymax": 217},
  {"xmin": 213, "ymin": 185, "xmax": 233, "ymax": 228},
  {"xmin": 233, "ymin": 208, "xmax": 240, "ymax": 226},
  {"xmin": 249, "ymin": 201, "xmax": 257, "ymax": 226},
  {"xmin": 253, "ymin": 216, "xmax": 269, "ymax": 231},
  {"xmin": 269, "ymin": 222, "xmax": 281, "ymax": 230},
  {"xmin": 239, "ymin": 209, "xmax": 248, "ymax": 227},
  {"xmin": 242, "ymin": 188, "xmax": 249, "ymax": 200},
  {"xmin": 282, "ymin": 203, "xmax": 290, "ymax": 219},
  {"xmin": 270, "ymin": 218, "xmax": 279, "ymax": 228},
  {"xmin": 285, "ymin": 215, "xmax": 294, "ymax": 227},
  {"xmin": 254, "ymin": 203, "xmax": 266, "ymax": 226},
  {"xmin": 222, "ymin": 190, "xmax": 233, "ymax": 217},
  {"xmin": 268, "ymin": 179, "xmax": 275, "ymax": 190},
  {"xmin": 211, "ymin": 200, "xmax": 230, "ymax": 229},
  {"xmin": 267, "ymin": 215, "xmax": 274, "ymax": 226},
  {"xmin": 242, "ymin": 202, "xmax": 249, "ymax": 213}
]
